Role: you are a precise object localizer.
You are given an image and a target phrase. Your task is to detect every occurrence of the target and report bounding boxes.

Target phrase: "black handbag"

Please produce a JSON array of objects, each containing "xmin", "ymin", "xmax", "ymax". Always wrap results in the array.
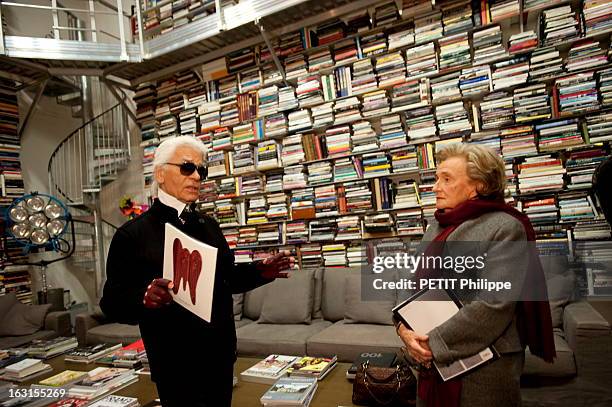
[{"xmin": 352, "ymin": 360, "xmax": 417, "ymax": 406}]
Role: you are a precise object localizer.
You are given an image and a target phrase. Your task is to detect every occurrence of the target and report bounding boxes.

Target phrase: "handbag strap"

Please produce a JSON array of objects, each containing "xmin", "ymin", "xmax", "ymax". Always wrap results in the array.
[{"xmin": 361, "ymin": 362, "xmax": 402, "ymax": 406}]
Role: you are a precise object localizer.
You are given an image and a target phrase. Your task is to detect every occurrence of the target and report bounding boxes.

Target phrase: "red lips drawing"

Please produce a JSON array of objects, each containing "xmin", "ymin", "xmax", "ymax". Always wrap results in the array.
[{"xmin": 172, "ymin": 238, "xmax": 202, "ymax": 305}]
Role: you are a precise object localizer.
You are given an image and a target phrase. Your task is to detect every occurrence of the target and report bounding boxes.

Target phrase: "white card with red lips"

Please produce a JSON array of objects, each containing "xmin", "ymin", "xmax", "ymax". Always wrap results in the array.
[{"xmin": 162, "ymin": 223, "xmax": 218, "ymax": 322}]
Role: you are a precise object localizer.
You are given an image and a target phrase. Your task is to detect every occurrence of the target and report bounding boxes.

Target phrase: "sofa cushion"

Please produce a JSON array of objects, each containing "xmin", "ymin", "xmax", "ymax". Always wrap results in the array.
[
  {"xmin": 541, "ymin": 256, "xmax": 574, "ymax": 328},
  {"xmin": 259, "ymin": 270, "xmax": 314, "ymax": 324},
  {"xmin": 344, "ymin": 272, "xmax": 396, "ymax": 325},
  {"xmin": 233, "ymin": 294, "xmax": 244, "ymax": 321},
  {"xmin": 0, "ymin": 292, "xmax": 18, "ymax": 321},
  {"xmin": 243, "ymin": 285, "xmax": 268, "ymax": 321},
  {"xmin": 312, "ymin": 268, "xmax": 324, "ymax": 319},
  {"xmin": 237, "ymin": 319, "xmax": 332, "ymax": 357},
  {"xmin": 307, "ymin": 320, "xmax": 404, "ymax": 362},
  {"xmin": 0, "ymin": 330, "xmax": 57, "ymax": 349},
  {"xmin": 235, "ymin": 318, "xmax": 253, "ymax": 329},
  {"xmin": 522, "ymin": 329, "xmax": 576, "ymax": 378},
  {"xmin": 87, "ymin": 323, "xmax": 142, "ymax": 345},
  {"xmin": 0, "ymin": 301, "xmax": 51, "ymax": 336},
  {"xmin": 321, "ymin": 268, "xmax": 350, "ymax": 322}
]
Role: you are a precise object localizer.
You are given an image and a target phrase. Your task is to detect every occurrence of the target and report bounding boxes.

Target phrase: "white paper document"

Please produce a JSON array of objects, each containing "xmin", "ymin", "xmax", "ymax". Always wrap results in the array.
[
  {"xmin": 393, "ymin": 289, "xmax": 496, "ymax": 381},
  {"xmin": 163, "ymin": 223, "xmax": 218, "ymax": 322}
]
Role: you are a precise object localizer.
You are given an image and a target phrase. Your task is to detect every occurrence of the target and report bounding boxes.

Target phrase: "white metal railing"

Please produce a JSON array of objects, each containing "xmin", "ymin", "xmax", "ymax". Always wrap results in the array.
[{"xmin": 48, "ymin": 94, "xmax": 131, "ymax": 204}]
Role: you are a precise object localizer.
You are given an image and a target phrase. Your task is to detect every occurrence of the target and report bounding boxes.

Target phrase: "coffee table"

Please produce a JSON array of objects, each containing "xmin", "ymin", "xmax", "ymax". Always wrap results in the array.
[{"xmin": 23, "ymin": 355, "xmax": 358, "ymax": 406}]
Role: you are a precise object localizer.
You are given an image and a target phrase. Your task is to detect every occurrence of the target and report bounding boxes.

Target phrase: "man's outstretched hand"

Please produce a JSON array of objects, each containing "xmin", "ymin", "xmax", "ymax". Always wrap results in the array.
[
  {"xmin": 143, "ymin": 278, "xmax": 174, "ymax": 309},
  {"xmin": 256, "ymin": 250, "xmax": 295, "ymax": 279}
]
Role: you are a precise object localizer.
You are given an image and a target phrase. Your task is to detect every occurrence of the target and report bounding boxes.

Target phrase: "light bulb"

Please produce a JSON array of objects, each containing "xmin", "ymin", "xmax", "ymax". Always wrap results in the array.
[
  {"xmin": 30, "ymin": 229, "xmax": 49, "ymax": 245},
  {"xmin": 25, "ymin": 196, "xmax": 46, "ymax": 213},
  {"xmin": 8, "ymin": 206, "xmax": 28, "ymax": 223},
  {"xmin": 29, "ymin": 213, "xmax": 48, "ymax": 229},
  {"xmin": 12, "ymin": 223, "xmax": 31, "ymax": 239},
  {"xmin": 44, "ymin": 202, "xmax": 63, "ymax": 220},
  {"xmin": 47, "ymin": 220, "xmax": 66, "ymax": 237}
]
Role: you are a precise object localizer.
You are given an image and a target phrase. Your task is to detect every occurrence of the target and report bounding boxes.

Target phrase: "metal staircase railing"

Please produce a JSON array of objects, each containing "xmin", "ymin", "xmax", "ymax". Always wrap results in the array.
[{"xmin": 48, "ymin": 94, "xmax": 131, "ymax": 205}]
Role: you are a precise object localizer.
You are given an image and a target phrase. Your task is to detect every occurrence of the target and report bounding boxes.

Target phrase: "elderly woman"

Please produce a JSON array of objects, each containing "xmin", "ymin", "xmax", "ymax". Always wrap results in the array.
[{"xmin": 397, "ymin": 144, "xmax": 555, "ymax": 407}]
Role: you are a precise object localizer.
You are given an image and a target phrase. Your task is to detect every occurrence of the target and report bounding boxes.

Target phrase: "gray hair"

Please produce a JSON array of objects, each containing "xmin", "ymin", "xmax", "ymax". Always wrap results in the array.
[
  {"xmin": 436, "ymin": 143, "xmax": 507, "ymax": 201},
  {"xmin": 151, "ymin": 136, "xmax": 208, "ymax": 197}
]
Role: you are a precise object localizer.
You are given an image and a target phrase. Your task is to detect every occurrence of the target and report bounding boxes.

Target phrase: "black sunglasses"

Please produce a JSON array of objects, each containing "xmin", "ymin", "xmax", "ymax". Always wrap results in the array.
[{"xmin": 166, "ymin": 162, "xmax": 208, "ymax": 179}]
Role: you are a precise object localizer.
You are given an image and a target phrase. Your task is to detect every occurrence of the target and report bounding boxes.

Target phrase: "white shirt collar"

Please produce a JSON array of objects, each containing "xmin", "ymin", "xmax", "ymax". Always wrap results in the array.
[{"xmin": 157, "ymin": 188, "xmax": 187, "ymax": 216}]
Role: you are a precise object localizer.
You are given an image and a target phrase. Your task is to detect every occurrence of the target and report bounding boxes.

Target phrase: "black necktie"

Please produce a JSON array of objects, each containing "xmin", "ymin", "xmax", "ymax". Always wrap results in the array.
[{"xmin": 179, "ymin": 203, "xmax": 197, "ymax": 224}]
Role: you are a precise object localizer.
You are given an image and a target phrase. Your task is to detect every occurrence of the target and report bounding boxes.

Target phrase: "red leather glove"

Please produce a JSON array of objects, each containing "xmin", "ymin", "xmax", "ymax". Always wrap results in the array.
[
  {"xmin": 143, "ymin": 278, "xmax": 174, "ymax": 309},
  {"xmin": 256, "ymin": 250, "xmax": 294, "ymax": 280}
]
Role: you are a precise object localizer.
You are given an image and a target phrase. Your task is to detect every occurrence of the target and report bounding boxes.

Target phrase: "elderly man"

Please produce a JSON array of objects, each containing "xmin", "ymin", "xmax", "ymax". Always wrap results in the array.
[{"xmin": 101, "ymin": 136, "xmax": 291, "ymax": 407}]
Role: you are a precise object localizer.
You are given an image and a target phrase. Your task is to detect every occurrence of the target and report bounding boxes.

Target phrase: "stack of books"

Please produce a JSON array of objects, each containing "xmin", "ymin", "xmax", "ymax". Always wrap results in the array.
[
  {"xmin": 260, "ymin": 376, "xmax": 318, "ymax": 407},
  {"xmin": 282, "ymin": 134, "xmax": 306, "ymax": 166},
  {"xmin": 257, "ymin": 224, "xmax": 283, "ymax": 244},
  {"xmin": 179, "ymin": 108, "xmax": 198, "ymax": 136},
  {"xmin": 391, "ymin": 79, "xmax": 430, "ymax": 112},
  {"xmin": 378, "ymin": 114, "xmax": 408, "ymax": 149},
  {"xmin": 278, "ymin": 87, "xmax": 299, "ymax": 111},
  {"xmin": 321, "ymin": 74, "xmax": 337, "ymax": 101},
  {"xmin": 35, "ymin": 369, "xmax": 88, "ymax": 389},
  {"xmin": 573, "ymin": 220, "xmax": 611, "ymax": 240},
  {"xmin": 288, "ymin": 109, "xmax": 313, "ymax": 132},
  {"xmin": 375, "ymin": 52, "xmax": 406, "ymax": 88},
  {"xmin": 361, "ymin": 90, "xmax": 390, "ymax": 117},
  {"xmin": 258, "ymin": 85, "xmax": 279, "ymax": 117},
  {"xmin": 558, "ymin": 195, "xmax": 596, "ymax": 222},
  {"xmin": 598, "ymin": 68, "xmax": 612, "ymax": 106},
  {"xmin": 284, "ymin": 165, "xmax": 308, "ymax": 190},
  {"xmin": 352, "ymin": 58, "xmax": 378, "ymax": 94},
  {"xmin": 266, "ymin": 172, "xmax": 284, "ymax": 193},
  {"xmin": 265, "ymin": 113, "xmax": 288, "ymax": 137},
  {"xmin": 238, "ymin": 175, "xmax": 265, "ymax": 195},
  {"xmin": 362, "ymin": 152, "xmax": 391, "ymax": 177},
  {"xmin": 314, "ymin": 185, "xmax": 339, "ymax": 217},
  {"xmin": 240, "ymin": 355, "xmax": 299, "ymax": 384},
  {"xmin": 529, "ymin": 47, "xmax": 564, "ymax": 80},
  {"xmin": 435, "ymin": 101, "xmax": 472, "ymax": 138},
  {"xmin": 414, "ymin": 12, "xmax": 443, "ymax": 44},
  {"xmin": 216, "ymin": 199, "xmax": 239, "ymax": 227},
  {"xmin": 334, "ymin": 97, "xmax": 362, "ymax": 124},
  {"xmin": 347, "ymin": 245, "xmax": 368, "ymax": 267},
  {"xmin": 262, "ymin": 63, "xmax": 282, "ymax": 86},
  {"xmin": 199, "ymin": 100, "xmax": 221, "ymax": 132},
  {"xmin": 89, "ymin": 396, "xmax": 140, "ymax": 407},
  {"xmin": 334, "ymin": 66, "xmax": 353, "ymax": 97},
  {"xmin": 334, "ymin": 39, "xmax": 359, "ymax": 67},
  {"xmin": 360, "ymin": 32, "xmax": 388, "ymax": 57},
  {"xmin": 509, "ymin": 30, "xmax": 538, "ymax": 54},
  {"xmin": 322, "ymin": 244, "xmax": 347, "ymax": 266},
  {"xmin": 307, "ymin": 49, "xmax": 334, "ymax": 72},
  {"xmin": 300, "ymin": 243, "xmax": 323, "ymax": 269},
  {"xmin": 219, "ymin": 76, "xmax": 239, "ymax": 100},
  {"xmin": 256, "ymin": 140, "xmax": 281, "ymax": 170},
  {"xmin": 285, "ymin": 54, "xmax": 309, "ymax": 79},
  {"xmin": 286, "ymin": 221, "xmax": 309, "ymax": 243},
  {"xmin": 565, "ymin": 147, "xmax": 609, "ymax": 189},
  {"xmin": 27, "ymin": 337, "xmax": 78, "ymax": 359},
  {"xmin": 287, "ymin": 355, "xmax": 338, "ymax": 379},
  {"xmin": 297, "ymin": 75, "xmax": 324, "ymax": 108},
  {"xmin": 541, "ymin": 5, "xmax": 580, "ymax": 46},
  {"xmin": 228, "ymin": 48, "xmax": 256, "ymax": 73},
  {"xmin": 472, "ymin": 25, "xmax": 508, "ymax": 65},
  {"xmin": 0, "ymin": 358, "xmax": 52, "ymax": 382},
  {"xmin": 309, "ymin": 219, "xmax": 337, "ymax": 241},
  {"xmin": 388, "ymin": 24, "xmax": 415, "ymax": 50},
  {"xmin": 405, "ymin": 42, "xmax": 438, "ymax": 79},
  {"xmin": 513, "ymin": 84, "xmax": 551, "ymax": 123},
  {"xmin": 555, "ymin": 71, "xmax": 599, "ymax": 115},
  {"xmin": 441, "ymin": 0, "xmax": 473, "ymax": 35},
  {"xmin": 237, "ymin": 227, "xmax": 257, "ymax": 247},
  {"xmin": 390, "ymin": 147, "xmax": 419, "ymax": 173},
  {"xmin": 564, "ymin": 40, "xmax": 608, "ymax": 72},
  {"xmin": 334, "ymin": 216, "xmax": 361, "ymax": 241},
  {"xmin": 459, "ymin": 66, "xmax": 491, "ymax": 96},
  {"xmin": 343, "ymin": 181, "xmax": 374, "ymax": 212},
  {"xmin": 521, "ymin": 196, "xmax": 559, "ymax": 224},
  {"xmin": 536, "ymin": 119, "xmax": 584, "ymax": 151},
  {"xmin": 351, "ymin": 121, "xmax": 379, "ymax": 153},
  {"xmin": 393, "ymin": 180, "xmax": 420, "ymax": 209},
  {"xmin": 212, "ymin": 127, "xmax": 232, "ymax": 151},
  {"xmin": 431, "ymin": 72, "xmax": 461, "ymax": 103},
  {"xmin": 396, "ymin": 209, "xmax": 425, "ymax": 235},
  {"xmin": 582, "ymin": 0, "xmax": 612, "ymax": 34},
  {"xmin": 374, "ymin": 1, "xmax": 400, "ymax": 26},
  {"xmin": 316, "ymin": 19, "xmax": 345, "ymax": 45},
  {"xmin": 64, "ymin": 343, "xmax": 122, "ymax": 364},
  {"xmin": 500, "ymin": 126, "xmax": 538, "ymax": 159},
  {"xmin": 490, "ymin": 0, "xmax": 520, "ymax": 21},
  {"xmin": 208, "ymin": 151, "xmax": 228, "ymax": 178},
  {"xmin": 405, "ymin": 107, "xmax": 438, "ymax": 144},
  {"xmin": 219, "ymin": 97, "xmax": 239, "ymax": 127},
  {"xmin": 311, "ymin": 102, "xmax": 335, "ymax": 128},
  {"xmin": 491, "ymin": 55, "xmax": 530, "ymax": 90},
  {"xmin": 517, "ymin": 155, "xmax": 566, "ymax": 193},
  {"xmin": 66, "ymin": 367, "xmax": 138, "ymax": 400},
  {"xmin": 333, "ymin": 158, "xmax": 360, "ymax": 182},
  {"xmin": 585, "ymin": 111, "xmax": 612, "ymax": 142},
  {"xmin": 325, "ymin": 125, "xmax": 352, "ymax": 157},
  {"xmin": 364, "ymin": 213, "xmax": 394, "ymax": 233},
  {"xmin": 439, "ymin": 32, "xmax": 471, "ymax": 71},
  {"xmin": 307, "ymin": 162, "xmax": 333, "ymax": 186},
  {"xmin": 479, "ymin": 92, "xmax": 514, "ymax": 130},
  {"xmin": 232, "ymin": 144, "xmax": 255, "ymax": 174},
  {"xmin": 240, "ymin": 68, "xmax": 262, "ymax": 92}
]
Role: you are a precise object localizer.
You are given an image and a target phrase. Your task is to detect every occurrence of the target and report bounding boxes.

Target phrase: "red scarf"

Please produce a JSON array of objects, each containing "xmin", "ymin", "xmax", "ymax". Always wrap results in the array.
[{"xmin": 416, "ymin": 199, "xmax": 556, "ymax": 407}]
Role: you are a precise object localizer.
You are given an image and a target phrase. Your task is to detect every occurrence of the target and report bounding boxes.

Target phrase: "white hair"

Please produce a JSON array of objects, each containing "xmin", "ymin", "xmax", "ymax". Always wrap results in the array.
[{"xmin": 151, "ymin": 136, "xmax": 208, "ymax": 197}]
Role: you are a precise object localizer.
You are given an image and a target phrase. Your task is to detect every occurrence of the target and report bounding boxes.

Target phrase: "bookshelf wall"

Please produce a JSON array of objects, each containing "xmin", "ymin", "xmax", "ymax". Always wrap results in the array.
[
  {"xmin": 0, "ymin": 83, "xmax": 31, "ymax": 304},
  {"xmin": 133, "ymin": 0, "xmax": 612, "ymax": 296}
]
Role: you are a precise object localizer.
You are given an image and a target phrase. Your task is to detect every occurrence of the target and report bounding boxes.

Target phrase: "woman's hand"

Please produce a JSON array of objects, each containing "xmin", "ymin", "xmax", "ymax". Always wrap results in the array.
[{"xmin": 397, "ymin": 323, "xmax": 433, "ymax": 367}]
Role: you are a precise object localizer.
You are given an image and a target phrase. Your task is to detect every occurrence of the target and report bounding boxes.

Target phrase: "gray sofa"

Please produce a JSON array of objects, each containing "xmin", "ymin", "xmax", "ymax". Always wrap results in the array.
[
  {"xmin": 0, "ymin": 292, "xmax": 71, "ymax": 349},
  {"xmin": 75, "ymin": 267, "xmax": 612, "ymax": 404}
]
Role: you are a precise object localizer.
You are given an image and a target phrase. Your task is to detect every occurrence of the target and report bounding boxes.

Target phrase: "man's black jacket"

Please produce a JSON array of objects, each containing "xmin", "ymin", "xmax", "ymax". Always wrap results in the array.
[{"xmin": 100, "ymin": 199, "xmax": 271, "ymax": 382}]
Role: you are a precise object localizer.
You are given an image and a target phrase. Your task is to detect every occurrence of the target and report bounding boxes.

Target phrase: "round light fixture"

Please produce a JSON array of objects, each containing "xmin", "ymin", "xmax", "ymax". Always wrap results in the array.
[{"xmin": 25, "ymin": 196, "xmax": 46, "ymax": 213}]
